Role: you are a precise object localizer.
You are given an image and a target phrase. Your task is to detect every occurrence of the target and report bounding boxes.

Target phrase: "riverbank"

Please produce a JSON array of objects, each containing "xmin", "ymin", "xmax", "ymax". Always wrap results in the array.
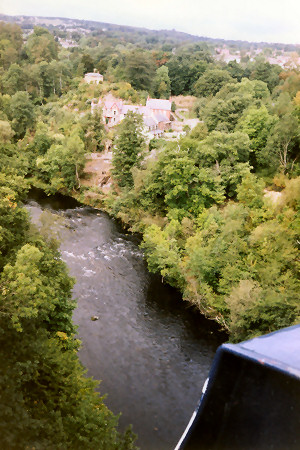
[{"xmin": 28, "ymin": 168, "xmax": 300, "ymax": 344}]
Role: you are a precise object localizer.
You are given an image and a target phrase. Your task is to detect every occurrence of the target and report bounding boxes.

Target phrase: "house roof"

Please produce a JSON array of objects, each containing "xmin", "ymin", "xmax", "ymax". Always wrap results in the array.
[
  {"xmin": 85, "ymin": 72, "xmax": 103, "ymax": 78},
  {"xmin": 121, "ymin": 105, "xmax": 141, "ymax": 114},
  {"xmin": 146, "ymin": 98, "xmax": 171, "ymax": 111},
  {"xmin": 122, "ymin": 105, "xmax": 151, "ymax": 116},
  {"xmin": 139, "ymin": 106, "xmax": 151, "ymax": 116},
  {"xmin": 143, "ymin": 116, "xmax": 157, "ymax": 127},
  {"xmin": 154, "ymin": 113, "xmax": 170, "ymax": 123},
  {"xmin": 104, "ymin": 100, "xmax": 123, "ymax": 110}
]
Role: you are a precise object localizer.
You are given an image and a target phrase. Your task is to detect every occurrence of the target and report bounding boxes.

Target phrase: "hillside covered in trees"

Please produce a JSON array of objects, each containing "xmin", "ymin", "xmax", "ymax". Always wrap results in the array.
[
  {"xmin": 1, "ymin": 16, "xmax": 299, "ymax": 329},
  {"xmin": 0, "ymin": 15, "xmax": 299, "ymax": 445}
]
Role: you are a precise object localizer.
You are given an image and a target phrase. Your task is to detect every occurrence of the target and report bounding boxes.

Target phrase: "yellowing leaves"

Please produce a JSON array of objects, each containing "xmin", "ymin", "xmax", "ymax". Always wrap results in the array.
[
  {"xmin": 294, "ymin": 91, "xmax": 300, "ymax": 106},
  {"xmin": 56, "ymin": 331, "xmax": 68, "ymax": 341}
]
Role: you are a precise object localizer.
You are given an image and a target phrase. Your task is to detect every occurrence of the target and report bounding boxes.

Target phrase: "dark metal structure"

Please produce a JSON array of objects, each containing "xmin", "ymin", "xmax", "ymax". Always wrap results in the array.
[{"xmin": 176, "ymin": 325, "xmax": 300, "ymax": 450}]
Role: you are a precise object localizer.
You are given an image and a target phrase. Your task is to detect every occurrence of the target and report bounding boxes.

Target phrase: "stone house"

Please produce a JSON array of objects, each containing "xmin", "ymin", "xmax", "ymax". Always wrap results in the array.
[
  {"xmin": 84, "ymin": 71, "xmax": 104, "ymax": 84},
  {"xmin": 92, "ymin": 95, "xmax": 171, "ymax": 138},
  {"xmin": 102, "ymin": 99, "xmax": 123, "ymax": 126}
]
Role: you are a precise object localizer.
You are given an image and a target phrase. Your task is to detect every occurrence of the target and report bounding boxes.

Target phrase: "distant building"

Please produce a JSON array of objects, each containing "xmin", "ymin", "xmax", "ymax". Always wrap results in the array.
[
  {"xmin": 84, "ymin": 70, "xmax": 104, "ymax": 84},
  {"xmin": 92, "ymin": 95, "xmax": 171, "ymax": 139},
  {"xmin": 102, "ymin": 98, "xmax": 123, "ymax": 126},
  {"xmin": 58, "ymin": 37, "xmax": 78, "ymax": 48},
  {"xmin": 146, "ymin": 97, "xmax": 171, "ymax": 121}
]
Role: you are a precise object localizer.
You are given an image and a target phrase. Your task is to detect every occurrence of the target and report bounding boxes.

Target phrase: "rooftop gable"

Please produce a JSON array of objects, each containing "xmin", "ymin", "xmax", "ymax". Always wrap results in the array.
[
  {"xmin": 146, "ymin": 98, "xmax": 171, "ymax": 111},
  {"xmin": 85, "ymin": 72, "xmax": 103, "ymax": 77},
  {"xmin": 104, "ymin": 100, "xmax": 123, "ymax": 110}
]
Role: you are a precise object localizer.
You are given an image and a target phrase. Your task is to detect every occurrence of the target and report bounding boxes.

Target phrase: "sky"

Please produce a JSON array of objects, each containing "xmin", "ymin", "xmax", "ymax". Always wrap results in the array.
[{"xmin": 2, "ymin": 0, "xmax": 300, "ymax": 45}]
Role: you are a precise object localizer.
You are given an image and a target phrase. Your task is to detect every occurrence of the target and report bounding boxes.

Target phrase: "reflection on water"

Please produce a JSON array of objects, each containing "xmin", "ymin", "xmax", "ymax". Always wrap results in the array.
[{"xmin": 26, "ymin": 190, "xmax": 226, "ymax": 450}]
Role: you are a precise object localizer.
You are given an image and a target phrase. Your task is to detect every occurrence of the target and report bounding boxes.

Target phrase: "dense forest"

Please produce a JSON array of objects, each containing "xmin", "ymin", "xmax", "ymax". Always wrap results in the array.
[{"xmin": 0, "ymin": 17, "xmax": 299, "ymax": 447}]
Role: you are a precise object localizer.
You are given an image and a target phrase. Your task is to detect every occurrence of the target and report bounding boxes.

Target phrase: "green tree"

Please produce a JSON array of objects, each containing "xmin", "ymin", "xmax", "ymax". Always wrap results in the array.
[
  {"xmin": 263, "ymin": 112, "xmax": 299, "ymax": 173},
  {"xmin": 141, "ymin": 222, "xmax": 185, "ymax": 288},
  {"xmin": 31, "ymin": 122, "xmax": 53, "ymax": 155},
  {"xmin": 0, "ymin": 22, "xmax": 22, "ymax": 69},
  {"xmin": 236, "ymin": 173, "xmax": 265, "ymax": 209},
  {"xmin": 80, "ymin": 110, "xmax": 105, "ymax": 152},
  {"xmin": 0, "ymin": 325, "xmax": 136, "ymax": 449},
  {"xmin": 250, "ymin": 60, "xmax": 281, "ymax": 92},
  {"xmin": 189, "ymin": 122, "xmax": 208, "ymax": 141},
  {"xmin": 182, "ymin": 203, "xmax": 250, "ymax": 326},
  {"xmin": 37, "ymin": 131, "xmax": 86, "ymax": 190},
  {"xmin": 2, "ymin": 63, "xmax": 27, "ymax": 95},
  {"xmin": 137, "ymin": 139, "xmax": 225, "ymax": 218},
  {"xmin": 112, "ymin": 111, "xmax": 146, "ymax": 188},
  {"xmin": 197, "ymin": 131, "xmax": 251, "ymax": 197},
  {"xmin": 193, "ymin": 69, "xmax": 234, "ymax": 98},
  {"xmin": 234, "ymin": 78, "xmax": 270, "ymax": 100},
  {"xmin": 201, "ymin": 78, "xmax": 270, "ymax": 132},
  {"xmin": 182, "ymin": 194, "xmax": 300, "ymax": 339},
  {"xmin": 81, "ymin": 53, "xmax": 95, "ymax": 73},
  {"xmin": 0, "ymin": 142, "xmax": 29, "ymax": 177},
  {"xmin": 1, "ymin": 243, "xmax": 58, "ymax": 332},
  {"xmin": 278, "ymin": 71, "xmax": 300, "ymax": 98},
  {"xmin": 0, "ymin": 173, "xmax": 29, "ymax": 270},
  {"xmin": 125, "ymin": 49, "xmax": 156, "ymax": 91},
  {"xmin": 167, "ymin": 48, "xmax": 210, "ymax": 95},
  {"xmin": 237, "ymin": 105, "xmax": 277, "ymax": 169},
  {"xmin": 225, "ymin": 60, "xmax": 246, "ymax": 82},
  {"xmin": 0, "ymin": 120, "xmax": 14, "ymax": 142},
  {"xmin": 9, "ymin": 91, "xmax": 35, "ymax": 140},
  {"xmin": 25, "ymin": 27, "xmax": 58, "ymax": 63},
  {"xmin": 36, "ymin": 61, "xmax": 54, "ymax": 99},
  {"xmin": 48, "ymin": 59, "xmax": 73, "ymax": 96},
  {"xmin": 0, "ymin": 94, "xmax": 11, "ymax": 120},
  {"xmin": 225, "ymin": 278, "xmax": 298, "ymax": 341},
  {"xmin": 153, "ymin": 65, "xmax": 171, "ymax": 99}
]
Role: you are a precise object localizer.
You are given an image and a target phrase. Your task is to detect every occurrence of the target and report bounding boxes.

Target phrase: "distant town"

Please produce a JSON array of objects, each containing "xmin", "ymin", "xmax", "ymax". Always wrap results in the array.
[{"xmin": 1, "ymin": 13, "xmax": 299, "ymax": 69}]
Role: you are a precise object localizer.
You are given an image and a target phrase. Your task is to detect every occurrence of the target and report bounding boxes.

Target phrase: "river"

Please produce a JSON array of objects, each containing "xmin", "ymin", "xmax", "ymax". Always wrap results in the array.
[{"xmin": 26, "ymin": 189, "xmax": 226, "ymax": 450}]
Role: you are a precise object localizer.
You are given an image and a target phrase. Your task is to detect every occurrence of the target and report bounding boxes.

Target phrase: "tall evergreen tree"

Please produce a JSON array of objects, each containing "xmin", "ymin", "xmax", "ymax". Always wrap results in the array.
[{"xmin": 112, "ymin": 111, "xmax": 146, "ymax": 188}]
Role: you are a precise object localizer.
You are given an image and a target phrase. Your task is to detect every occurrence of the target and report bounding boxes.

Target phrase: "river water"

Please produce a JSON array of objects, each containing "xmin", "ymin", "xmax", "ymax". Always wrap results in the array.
[{"xmin": 26, "ymin": 190, "xmax": 226, "ymax": 450}]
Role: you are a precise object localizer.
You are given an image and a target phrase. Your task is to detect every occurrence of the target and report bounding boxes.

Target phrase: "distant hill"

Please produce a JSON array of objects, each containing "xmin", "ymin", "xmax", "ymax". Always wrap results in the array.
[{"xmin": 0, "ymin": 13, "xmax": 299, "ymax": 52}]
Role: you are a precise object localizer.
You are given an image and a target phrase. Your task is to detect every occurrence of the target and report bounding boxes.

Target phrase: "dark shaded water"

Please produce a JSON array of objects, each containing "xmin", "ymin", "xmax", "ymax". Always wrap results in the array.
[{"xmin": 26, "ymin": 190, "xmax": 226, "ymax": 450}]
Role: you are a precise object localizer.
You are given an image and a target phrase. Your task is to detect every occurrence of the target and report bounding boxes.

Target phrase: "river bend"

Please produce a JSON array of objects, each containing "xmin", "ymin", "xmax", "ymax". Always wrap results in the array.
[{"xmin": 26, "ymin": 190, "xmax": 225, "ymax": 450}]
